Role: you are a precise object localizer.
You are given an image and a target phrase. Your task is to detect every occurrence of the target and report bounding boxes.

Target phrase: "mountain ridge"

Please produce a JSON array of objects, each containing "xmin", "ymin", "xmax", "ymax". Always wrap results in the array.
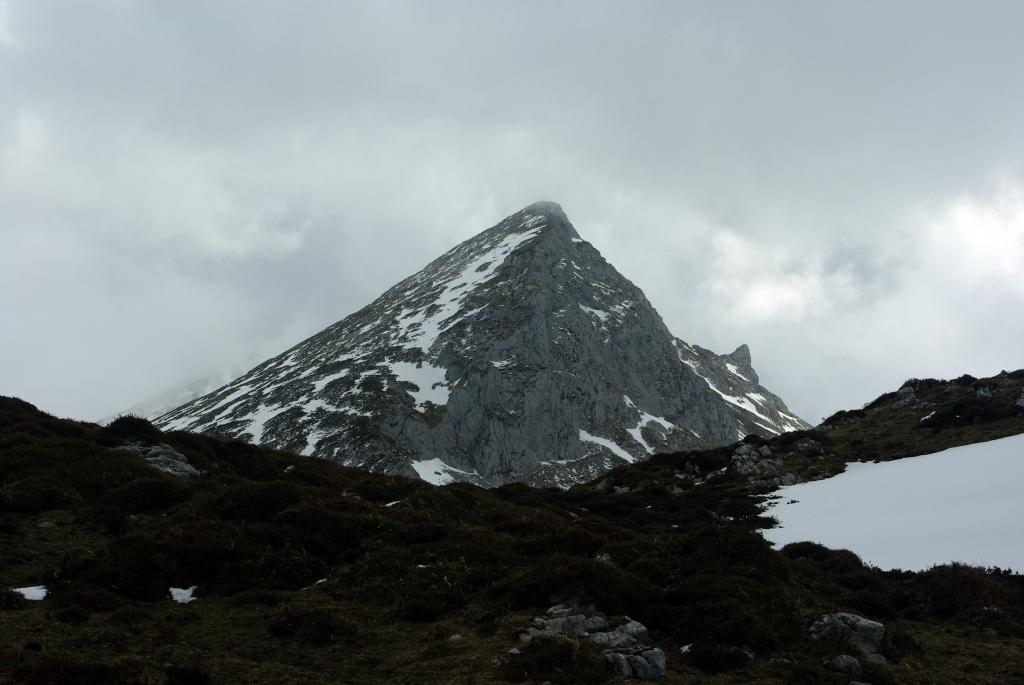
[{"xmin": 156, "ymin": 202, "xmax": 808, "ymax": 487}]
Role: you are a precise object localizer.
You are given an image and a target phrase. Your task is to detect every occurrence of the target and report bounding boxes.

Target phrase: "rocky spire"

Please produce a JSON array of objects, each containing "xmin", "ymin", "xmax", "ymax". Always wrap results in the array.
[{"xmin": 728, "ymin": 344, "xmax": 752, "ymax": 367}]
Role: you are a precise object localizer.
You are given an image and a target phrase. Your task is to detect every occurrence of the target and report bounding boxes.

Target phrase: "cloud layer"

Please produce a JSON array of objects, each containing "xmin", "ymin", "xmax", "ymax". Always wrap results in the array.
[{"xmin": 2, "ymin": 1, "xmax": 1023, "ymax": 422}]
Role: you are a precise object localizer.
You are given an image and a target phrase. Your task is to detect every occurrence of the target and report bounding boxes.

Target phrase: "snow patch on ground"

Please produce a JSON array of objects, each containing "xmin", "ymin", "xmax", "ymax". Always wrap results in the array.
[
  {"xmin": 763, "ymin": 434, "xmax": 1024, "ymax": 572},
  {"xmin": 13, "ymin": 585, "xmax": 47, "ymax": 600},
  {"xmin": 169, "ymin": 586, "xmax": 197, "ymax": 604},
  {"xmin": 579, "ymin": 429, "xmax": 635, "ymax": 463},
  {"xmin": 411, "ymin": 458, "xmax": 480, "ymax": 485}
]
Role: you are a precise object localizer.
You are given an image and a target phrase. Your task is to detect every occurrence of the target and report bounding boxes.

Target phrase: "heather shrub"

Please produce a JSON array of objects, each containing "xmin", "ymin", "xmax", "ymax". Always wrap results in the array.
[
  {"xmin": 213, "ymin": 480, "xmax": 304, "ymax": 520},
  {"xmin": 0, "ymin": 475, "xmax": 80, "ymax": 513},
  {"xmin": 920, "ymin": 563, "xmax": 1012, "ymax": 619},
  {"xmin": 101, "ymin": 477, "xmax": 193, "ymax": 513},
  {"xmin": 688, "ymin": 644, "xmax": 755, "ymax": 672},
  {"xmin": 164, "ymin": 664, "xmax": 213, "ymax": 685},
  {"xmin": 497, "ymin": 554, "xmax": 657, "ymax": 617},
  {"xmin": 499, "ymin": 636, "xmax": 609, "ymax": 684},
  {"xmin": 273, "ymin": 504, "xmax": 372, "ymax": 561},
  {"xmin": 98, "ymin": 415, "xmax": 164, "ymax": 444},
  {"xmin": 0, "ymin": 588, "xmax": 26, "ymax": 609},
  {"xmin": 268, "ymin": 606, "xmax": 357, "ymax": 646}
]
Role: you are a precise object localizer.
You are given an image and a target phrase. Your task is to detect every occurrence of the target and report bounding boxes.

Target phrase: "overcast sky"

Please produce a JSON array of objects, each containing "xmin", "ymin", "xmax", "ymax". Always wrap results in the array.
[{"xmin": 2, "ymin": 1, "xmax": 1023, "ymax": 424}]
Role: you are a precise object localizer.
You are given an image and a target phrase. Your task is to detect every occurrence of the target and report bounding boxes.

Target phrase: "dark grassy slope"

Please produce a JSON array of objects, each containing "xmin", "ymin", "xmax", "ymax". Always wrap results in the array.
[{"xmin": 1, "ymin": 371, "xmax": 1023, "ymax": 685}]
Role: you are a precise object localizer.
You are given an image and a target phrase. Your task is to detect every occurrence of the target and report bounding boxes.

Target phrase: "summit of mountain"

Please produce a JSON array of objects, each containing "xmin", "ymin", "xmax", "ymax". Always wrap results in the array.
[{"xmin": 156, "ymin": 202, "xmax": 807, "ymax": 487}]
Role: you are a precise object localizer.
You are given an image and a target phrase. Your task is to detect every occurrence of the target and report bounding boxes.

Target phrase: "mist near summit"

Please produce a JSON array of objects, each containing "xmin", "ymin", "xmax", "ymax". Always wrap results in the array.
[{"xmin": 1, "ymin": 1, "xmax": 1023, "ymax": 422}]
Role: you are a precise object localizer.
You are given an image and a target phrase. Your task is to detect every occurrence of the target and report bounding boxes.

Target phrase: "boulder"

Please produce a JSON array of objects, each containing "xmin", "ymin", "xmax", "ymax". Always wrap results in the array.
[
  {"xmin": 895, "ymin": 384, "xmax": 916, "ymax": 405},
  {"xmin": 590, "ymin": 631, "xmax": 638, "ymax": 650},
  {"xmin": 603, "ymin": 647, "xmax": 665, "ymax": 680},
  {"xmin": 810, "ymin": 613, "xmax": 885, "ymax": 655},
  {"xmin": 604, "ymin": 652, "xmax": 632, "ymax": 677},
  {"xmin": 546, "ymin": 604, "xmax": 573, "ymax": 618},
  {"xmin": 524, "ymin": 606, "xmax": 664, "ymax": 679},
  {"xmin": 627, "ymin": 654, "xmax": 659, "ymax": 680},
  {"xmin": 619, "ymin": 619, "xmax": 650, "ymax": 641},
  {"xmin": 641, "ymin": 648, "xmax": 666, "ymax": 676},
  {"xmin": 116, "ymin": 442, "xmax": 200, "ymax": 478},
  {"xmin": 795, "ymin": 438, "xmax": 822, "ymax": 455},
  {"xmin": 826, "ymin": 654, "xmax": 862, "ymax": 676},
  {"xmin": 734, "ymin": 443, "xmax": 756, "ymax": 457}
]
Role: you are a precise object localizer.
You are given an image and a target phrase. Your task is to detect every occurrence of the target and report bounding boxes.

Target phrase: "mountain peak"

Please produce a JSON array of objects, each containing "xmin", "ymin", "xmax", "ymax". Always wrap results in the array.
[
  {"xmin": 495, "ymin": 201, "xmax": 576, "ymax": 241},
  {"xmin": 728, "ymin": 344, "xmax": 752, "ymax": 367},
  {"xmin": 521, "ymin": 200, "xmax": 566, "ymax": 218},
  {"xmin": 157, "ymin": 205, "xmax": 807, "ymax": 487}
]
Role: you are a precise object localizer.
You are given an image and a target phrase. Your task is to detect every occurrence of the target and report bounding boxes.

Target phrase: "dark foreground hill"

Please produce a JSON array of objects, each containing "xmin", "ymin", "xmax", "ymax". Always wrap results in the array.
[{"xmin": 1, "ymin": 371, "xmax": 1024, "ymax": 684}]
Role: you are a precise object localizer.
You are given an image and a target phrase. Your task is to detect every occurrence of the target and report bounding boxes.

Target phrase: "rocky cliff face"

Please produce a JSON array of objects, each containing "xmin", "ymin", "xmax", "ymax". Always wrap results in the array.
[{"xmin": 156, "ymin": 202, "xmax": 808, "ymax": 487}]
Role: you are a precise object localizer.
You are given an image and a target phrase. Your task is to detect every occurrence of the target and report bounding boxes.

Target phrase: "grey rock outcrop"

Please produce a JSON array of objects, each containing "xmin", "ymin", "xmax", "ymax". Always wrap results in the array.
[
  {"xmin": 115, "ymin": 442, "xmax": 199, "ymax": 478},
  {"xmin": 826, "ymin": 654, "xmax": 863, "ymax": 676},
  {"xmin": 605, "ymin": 648, "xmax": 666, "ymax": 680},
  {"xmin": 156, "ymin": 202, "xmax": 807, "ymax": 488},
  {"xmin": 518, "ymin": 605, "xmax": 665, "ymax": 680},
  {"xmin": 810, "ymin": 612, "xmax": 886, "ymax": 655}
]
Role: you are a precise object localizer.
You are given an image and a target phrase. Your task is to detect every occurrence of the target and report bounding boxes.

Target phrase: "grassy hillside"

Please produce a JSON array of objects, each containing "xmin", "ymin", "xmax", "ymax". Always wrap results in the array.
[{"xmin": 1, "ymin": 372, "xmax": 1024, "ymax": 684}]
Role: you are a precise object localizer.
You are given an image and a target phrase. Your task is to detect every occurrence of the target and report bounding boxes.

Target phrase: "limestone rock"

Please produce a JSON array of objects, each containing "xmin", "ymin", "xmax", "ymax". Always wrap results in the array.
[
  {"xmin": 115, "ymin": 441, "xmax": 199, "ymax": 478},
  {"xmin": 810, "ymin": 613, "xmax": 886, "ymax": 655},
  {"xmin": 826, "ymin": 654, "xmax": 862, "ymax": 676},
  {"xmin": 155, "ymin": 202, "xmax": 808, "ymax": 488},
  {"xmin": 523, "ymin": 605, "xmax": 664, "ymax": 679}
]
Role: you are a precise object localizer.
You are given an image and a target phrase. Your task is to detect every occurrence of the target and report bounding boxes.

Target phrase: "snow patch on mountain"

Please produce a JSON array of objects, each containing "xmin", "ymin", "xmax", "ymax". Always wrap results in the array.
[
  {"xmin": 725, "ymin": 362, "xmax": 750, "ymax": 381},
  {"xmin": 390, "ymin": 361, "xmax": 450, "ymax": 409},
  {"xmin": 579, "ymin": 429, "xmax": 636, "ymax": 464},
  {"xmin": 623, "ymin": 395, "xmax": 678, "ymax": 454},
  {"xmin": 395, "ymin": 226, "xmax": 543, "ymax": 353},
  {"xmin": 411, "ymin": 458, "xmax": 480, "ymax": 485}
]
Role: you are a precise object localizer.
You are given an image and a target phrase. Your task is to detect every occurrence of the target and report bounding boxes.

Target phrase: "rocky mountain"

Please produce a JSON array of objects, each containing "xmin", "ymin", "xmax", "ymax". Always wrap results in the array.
[{"xmin": 156, "ymin": 202, "xmax": 807, "ymax": 487}]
